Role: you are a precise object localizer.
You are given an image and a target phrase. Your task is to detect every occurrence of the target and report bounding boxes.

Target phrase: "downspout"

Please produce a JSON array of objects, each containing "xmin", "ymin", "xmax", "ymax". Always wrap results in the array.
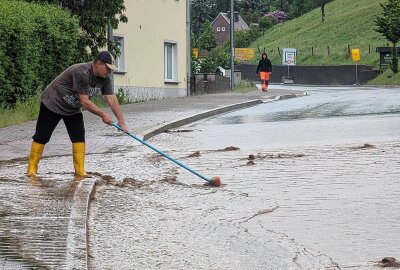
[
  {"xmin": 186, "ymin": 0, "xmax": 191, "ymax": 96},
  {"xmin": 107, "ymin": 17, "xmax": 114, "ymax": 90},
  {"xmin": 230, "ymin": 0, "xmax": 235, "ymax": 91}
]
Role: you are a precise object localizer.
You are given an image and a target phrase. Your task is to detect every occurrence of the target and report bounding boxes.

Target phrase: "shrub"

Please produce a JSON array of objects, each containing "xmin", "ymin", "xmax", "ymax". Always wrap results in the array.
[
  {"xmin": 266, "ymin": 10, "xmax": 287, "ymax": 24},
  {"xmin": 199, "ymin": 46, "xmax": 230, "ymax": 73},
  {"xmin": 0, "ymin": 0, "xmax": 79, "ymax": 107}
]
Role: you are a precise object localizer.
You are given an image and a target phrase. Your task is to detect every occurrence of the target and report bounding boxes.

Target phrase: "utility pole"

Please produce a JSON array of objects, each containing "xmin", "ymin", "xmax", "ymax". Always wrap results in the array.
[
  {"xmin": 186, "ymin": 0, "xmax": 191, "ymax": 96},
  {"xmin": 230, "ymin": 0, "xmax": 235, "ymax": 91},
  {"xmin": 107, "ymin": 17, "xmax": 114, "ymax": 89}
]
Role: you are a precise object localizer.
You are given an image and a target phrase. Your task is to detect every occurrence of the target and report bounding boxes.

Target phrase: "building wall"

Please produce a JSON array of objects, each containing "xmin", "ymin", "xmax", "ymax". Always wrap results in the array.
[
  {"xmin": 113, "ymin": 0, "xmax": 188, "ymax": 100},
  {"xmin": 212, "ymin": 15, "xmax": 230, "ymax": 45}
]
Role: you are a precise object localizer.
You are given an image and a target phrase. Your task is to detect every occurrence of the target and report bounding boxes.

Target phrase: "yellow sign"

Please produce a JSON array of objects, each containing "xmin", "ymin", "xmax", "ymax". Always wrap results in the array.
[
  {"xmin": 193, "ymin": 48, "xmax": 199, "ymax": 59},
  {"xmin": 235, "ymin": 48, "xmax": 254, "ymax": 60},
  {"xmin": 352, "ymin": 48, "xmax": 361, "ymax": 61}
]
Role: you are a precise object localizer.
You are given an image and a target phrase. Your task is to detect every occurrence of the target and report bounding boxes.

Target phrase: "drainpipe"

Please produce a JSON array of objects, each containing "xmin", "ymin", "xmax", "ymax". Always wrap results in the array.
[
  {"xmin": 186, "ymin": 0, "xmax": 191, "ymax": 96},
  {"xmin": 107, "ymin": 17, "xmax": 114, "ymax": 90},
  {"xmin": 230, "ymin": 0, "xmax": 235, "ymax": 91}
]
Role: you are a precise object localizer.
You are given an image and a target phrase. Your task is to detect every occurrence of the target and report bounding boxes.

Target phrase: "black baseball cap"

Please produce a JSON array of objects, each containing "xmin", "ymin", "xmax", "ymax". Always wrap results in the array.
[{"xmin": 96, "ymin": 51, "xmax": 117, "ymax": 70}]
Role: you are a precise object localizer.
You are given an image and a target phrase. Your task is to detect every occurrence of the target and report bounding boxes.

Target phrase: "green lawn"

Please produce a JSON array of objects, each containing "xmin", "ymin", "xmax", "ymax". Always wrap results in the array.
[{"xmin": 251, "ymin": 0, "xmax": 388, "ymax": 67}]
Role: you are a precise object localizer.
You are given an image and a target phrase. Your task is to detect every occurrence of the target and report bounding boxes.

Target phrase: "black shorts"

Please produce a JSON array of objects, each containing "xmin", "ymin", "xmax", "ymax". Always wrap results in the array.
[{"xmin": 32, "ymin": 102, "xmax": 85, "ymax": 144}]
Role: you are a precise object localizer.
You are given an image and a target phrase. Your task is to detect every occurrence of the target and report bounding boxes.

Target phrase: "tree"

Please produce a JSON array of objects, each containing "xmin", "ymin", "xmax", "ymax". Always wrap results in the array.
[
  {"xmin": 259, "ymin": 16, "xmax": 275, "ymax": 32},
  {"xmin": 212, "ymin": 0, "xmax": 231, "ymax": 17},
  {"xmin": 289, "ymin": 0, "xmax": 315, "ymax": 18},
  {"xmin": 24, "ymin": 0, "xmax": 127, "ymax": 61},
  {"xmin": 197, "ymin": 21, "xmax": 217, "ymax": 52},
  {"xmin": 235, "ymin": 26, "xmax": 262, "ymax": 48},
  {"xmin": 238, "ymin": 0, "xmax": 267, "ymax": 14},
  {"xmin": 191, "ymin": 0, "xmax": 214, "ymax": 38},
  {"xmin": 375, "ymin": 0, "xmax": 400, "ymax": 73},
  {"xmin": 314, "ymin": 0, "xmax": 331, "ymax": 22}
]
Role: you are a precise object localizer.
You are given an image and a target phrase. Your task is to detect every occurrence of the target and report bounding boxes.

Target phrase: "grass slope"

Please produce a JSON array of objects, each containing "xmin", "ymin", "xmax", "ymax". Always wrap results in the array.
[{"xmin": 251, "ymin": 0, "xmax": 388, "ymax": 67}]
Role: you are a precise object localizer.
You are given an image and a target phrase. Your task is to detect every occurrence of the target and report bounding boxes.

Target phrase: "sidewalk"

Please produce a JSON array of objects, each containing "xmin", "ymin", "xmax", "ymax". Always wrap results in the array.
[
  {"xmin": 0, "ymin": 88, "xmax": 305, "ymax": 269},
  {"xmin": 1, "ymin": 88, "xmax": 302, "ymax": 161}
]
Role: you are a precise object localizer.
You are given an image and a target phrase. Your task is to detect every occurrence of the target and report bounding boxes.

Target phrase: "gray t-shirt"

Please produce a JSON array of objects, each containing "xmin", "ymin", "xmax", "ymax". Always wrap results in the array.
[{"xmin": 42, "ymin": 62, "xmax": 113, "ymax": 115}]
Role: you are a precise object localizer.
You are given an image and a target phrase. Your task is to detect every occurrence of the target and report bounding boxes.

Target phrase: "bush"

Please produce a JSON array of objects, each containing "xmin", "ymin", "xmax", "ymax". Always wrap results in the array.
[
  {"xmin": 235, "ymin": 27, "xmax": 262, "ymax": 48},
  {"xmin": 198, "ymin": 46, "xmax": 230, "ymax": 73},
  {"xmin": 0, "ymin": 0, "xmax": 79, "ymax": 107},
  {"xmin": 116, "ymin": 88, "xmax": 132, "ymax": 105}
]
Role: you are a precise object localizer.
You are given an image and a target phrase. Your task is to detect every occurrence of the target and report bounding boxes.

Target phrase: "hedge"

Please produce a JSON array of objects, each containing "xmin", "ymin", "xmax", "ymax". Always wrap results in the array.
[{"xmin": 0, "ymin": 0, "xmax": 79, "ymax": 106}]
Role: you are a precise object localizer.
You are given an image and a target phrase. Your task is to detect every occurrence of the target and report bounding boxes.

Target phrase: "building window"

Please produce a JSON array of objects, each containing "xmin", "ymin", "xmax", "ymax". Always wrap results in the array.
[
  {"xmin": 164, "ymin": 41, "xmax": 178, "ymax": 82},
  {"xmin": 114, "ymin": 35, "xmax": 125, "ymax": 72},
  {"xmin": 217, "ymin": 27, "xmax": 221, "ymax": 32},
  {"xmin": 221, "ymin": 27, "xmax": 225, "ymax": 32}
]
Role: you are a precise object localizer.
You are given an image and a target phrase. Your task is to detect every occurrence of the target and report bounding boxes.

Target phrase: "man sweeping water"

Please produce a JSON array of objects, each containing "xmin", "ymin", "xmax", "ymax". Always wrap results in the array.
[{"xmin": 27, "ymin": 51, "xmax": 129, "ymax": 178}]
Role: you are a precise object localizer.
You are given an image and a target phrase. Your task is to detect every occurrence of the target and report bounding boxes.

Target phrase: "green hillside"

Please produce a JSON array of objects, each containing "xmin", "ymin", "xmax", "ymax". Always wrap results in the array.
[{"xmin": 251, "ymin": 0, "xmax": 388, "ymax": 67}]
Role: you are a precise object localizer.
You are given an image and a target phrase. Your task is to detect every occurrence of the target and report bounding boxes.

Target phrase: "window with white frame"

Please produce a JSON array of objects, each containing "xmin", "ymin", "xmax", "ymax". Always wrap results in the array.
[
  {"xmin": 217, "ymin": 27, "xmax": 221, "ymax": 32},
  {"xmin": 113, "ymin": 35, "xmax": 125, "ymax": 72},
  {"xmin": 221, "ymin": 27, "xmax": 225, "ymax": 31},
  {"xmin": 164, "ymin": 41, "xmax": 178, "ymax": 82}
]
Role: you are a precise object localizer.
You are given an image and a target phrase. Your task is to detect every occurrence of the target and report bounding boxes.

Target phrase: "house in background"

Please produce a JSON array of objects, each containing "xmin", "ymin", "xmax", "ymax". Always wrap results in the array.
[
  {"xmin": 211, "ymin": 12, "xmax": 249, "ymax": 45},
  {"xmin": 112, "ymin": 1, "xmax": 190, "ymax": 101}
]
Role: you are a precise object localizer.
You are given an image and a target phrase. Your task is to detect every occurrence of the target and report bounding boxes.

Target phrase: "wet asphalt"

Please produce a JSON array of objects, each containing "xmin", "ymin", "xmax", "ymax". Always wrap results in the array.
[
  {"xmin": 0, "ymin": 88, "xmax": 307, "ymax": 269},
  {"xmin": 2, "ymin": 86, "xmax": 398, "ymax": 269}
]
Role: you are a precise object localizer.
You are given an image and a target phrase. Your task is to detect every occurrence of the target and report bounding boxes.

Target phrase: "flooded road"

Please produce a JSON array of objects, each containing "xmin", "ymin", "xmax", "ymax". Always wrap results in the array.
[
  {"xmin": 190, "ymin": 87, "xmax": 400, "ymax": 148},
  {"xmin": 1, "ymin": 86, "xmax": 399, "ymax": 269},
  {"xmin": 87, "ymin": 147, "xmax": 340, "ymax": 270},
  {"xmin": 153, "ymin": 86, "xmax": 399, "ymax": 269},
  {"xmin": 0, "ymin": 160, "xmax": 82, "ymax": 269}
]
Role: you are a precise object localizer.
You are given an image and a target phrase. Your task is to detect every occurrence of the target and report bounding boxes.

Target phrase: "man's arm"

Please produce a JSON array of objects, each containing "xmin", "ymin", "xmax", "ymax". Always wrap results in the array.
[
  {"xmin": 79, "ymin": 94, "xmax": 113, "ymax": 125},
  {"xmin": 103, "ymin": 94, "xmax": 129, "ymax": 132}
]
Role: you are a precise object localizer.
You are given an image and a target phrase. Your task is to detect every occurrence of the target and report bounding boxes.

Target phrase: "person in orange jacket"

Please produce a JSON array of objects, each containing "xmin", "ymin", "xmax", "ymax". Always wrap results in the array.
[
  {"xmin": 256, "ymin": 52, "xmax": 272, "ymax": 92},
  {"xmin": 27, "ymin": 51, "xmax": 129, "ymax": 178}
]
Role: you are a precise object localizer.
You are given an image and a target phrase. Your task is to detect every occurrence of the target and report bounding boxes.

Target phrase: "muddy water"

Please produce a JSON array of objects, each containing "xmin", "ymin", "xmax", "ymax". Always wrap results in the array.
[
  {"xmin": 2, "ymin": 87, "xmax": 398, "ymax": 269},
  {"xmin": 87, "ymin": 89, "xmax": 399, "ymax": 269},
  {"xmin": 149, "ymin": 89, "xmax": 400, "ymax": 269},
  {"xmin": 88, "ymin": 146, "xmax": 339, "ymax": 269},
  {"xmin": 0, "ymin": 157, "xmax": 86, "ymax": 269}
]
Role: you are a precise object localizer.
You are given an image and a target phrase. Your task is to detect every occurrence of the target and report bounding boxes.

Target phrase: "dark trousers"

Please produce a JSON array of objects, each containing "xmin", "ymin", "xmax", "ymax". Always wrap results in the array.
[{"xmin": 32, "ymin": 102, "xmax": 85, "ymax": 144}]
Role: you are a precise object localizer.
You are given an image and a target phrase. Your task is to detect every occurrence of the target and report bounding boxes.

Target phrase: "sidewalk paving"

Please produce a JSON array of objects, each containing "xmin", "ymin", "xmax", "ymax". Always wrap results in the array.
[
  {"xmin": 0, "ymin": 88, "xmax": 305, "ymax": 269},
  {"xmin": 1, "ymin": 88, "xmax": 301, "ymax": 161}
]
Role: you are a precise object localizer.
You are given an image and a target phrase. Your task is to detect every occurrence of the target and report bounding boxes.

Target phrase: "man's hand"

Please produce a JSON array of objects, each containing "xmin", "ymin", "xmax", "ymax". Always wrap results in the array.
[
  {"xmin": 103, "ymin": 94, "xmax": 129, "ymax": 133},
  {"xmin": 117, "ymin": 121, "xmax": 129, "ymax": 133},
  {"xmin": 101, "ymin": 112, "xmax": 113, "ymax": 125}
]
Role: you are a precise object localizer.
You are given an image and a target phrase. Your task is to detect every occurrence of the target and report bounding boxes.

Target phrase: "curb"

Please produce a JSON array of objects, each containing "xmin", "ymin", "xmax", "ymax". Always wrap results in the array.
[
  {"xmin": 65, "ymin": 178, "xmax": 96, "ymax": 270},
  {"xmin": 142, "ymin": 99, "xmax": 263, "ymax": 141}
]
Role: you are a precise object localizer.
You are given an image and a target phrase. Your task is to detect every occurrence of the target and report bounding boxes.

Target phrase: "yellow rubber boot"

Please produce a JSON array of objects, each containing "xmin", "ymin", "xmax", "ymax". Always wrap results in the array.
[
  {"xmin": 72, "ymin": 142, "xmax": 88, "ymax": 177},
  {"xmin": 27, "ymin": 142, "xmax": 45, "ymax": 176}
]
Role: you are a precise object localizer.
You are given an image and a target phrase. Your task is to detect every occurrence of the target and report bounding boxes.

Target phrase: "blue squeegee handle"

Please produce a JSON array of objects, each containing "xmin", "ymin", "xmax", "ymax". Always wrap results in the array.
[{"xmin": 112, "ymin": 122, "xmax": 212, "ymax": 184}]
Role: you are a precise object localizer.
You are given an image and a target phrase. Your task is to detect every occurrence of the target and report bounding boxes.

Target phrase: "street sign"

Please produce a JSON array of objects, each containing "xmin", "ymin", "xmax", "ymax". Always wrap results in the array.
[
  {"xmin": 352, "ymin": 48, "xmax": 360, "ymax": 61},
  {"xmin": 283, "ymin": 48, "xmax": 297, "ymax": 66},
  {"xmin": 193, "ymin": 48, "xmax": 199, "ymax": 59},
  {"xmin": 235, "ymin": 48, "xmax": 254, "ymax": 60}
]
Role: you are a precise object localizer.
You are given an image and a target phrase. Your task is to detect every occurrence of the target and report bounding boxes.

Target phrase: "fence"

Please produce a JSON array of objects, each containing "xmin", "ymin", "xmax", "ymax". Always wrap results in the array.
[
  {"xmin": 254, "ymin": 43, "xmax": 391, "ymax": 66},
  {"xmin": 190, "ymin": 73, "xmax": 231, "ymax": 95},
  {"xmin": 239, "ymin": 64, "xmax": 379, "ymax": 85}
]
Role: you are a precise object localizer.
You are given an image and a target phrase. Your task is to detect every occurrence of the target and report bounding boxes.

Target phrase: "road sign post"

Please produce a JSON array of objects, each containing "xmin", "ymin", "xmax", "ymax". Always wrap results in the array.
[
  {"xmin": 282, "ymin": 48, "xmax": 297, "ymax": 84},
  {"xmin": 352, "ymin": 48, "xmax": 361, "ymax": 85}
]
